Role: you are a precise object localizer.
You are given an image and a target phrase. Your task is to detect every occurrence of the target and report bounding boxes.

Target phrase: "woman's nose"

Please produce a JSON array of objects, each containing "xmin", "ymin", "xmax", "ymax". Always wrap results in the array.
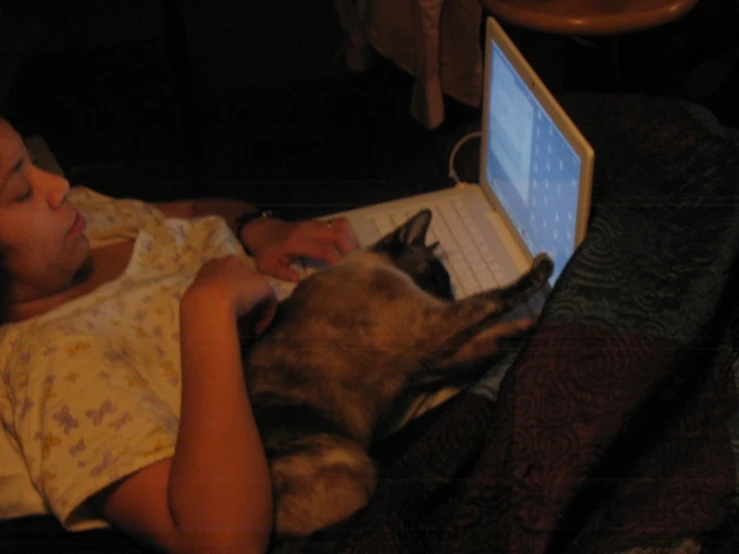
[{"xmin": 39, "ymin": 167, "xmax": 71, "ymax": 207}]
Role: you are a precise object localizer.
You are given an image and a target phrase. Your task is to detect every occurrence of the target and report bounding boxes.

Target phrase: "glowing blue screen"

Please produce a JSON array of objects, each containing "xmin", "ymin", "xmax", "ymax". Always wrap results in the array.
[{"xmin": 484, "ymin": 41, "xmax": 583, "ymax": 285}]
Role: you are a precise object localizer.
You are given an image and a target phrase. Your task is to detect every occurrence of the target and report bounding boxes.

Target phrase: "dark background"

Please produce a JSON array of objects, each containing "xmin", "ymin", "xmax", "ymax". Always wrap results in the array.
[
  {"xmin": 1, "ymin": 0, "xmax": 738, "ymax": 216},
  {"xmin": 1, "ymin": 3, "xmax": 739, "ymax": 551}
]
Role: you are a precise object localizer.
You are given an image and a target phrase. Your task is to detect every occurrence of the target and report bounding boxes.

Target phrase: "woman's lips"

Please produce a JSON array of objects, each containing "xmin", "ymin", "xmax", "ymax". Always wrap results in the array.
[{"xmin": 68, "ymin": 212, "xmax": 87, "ymax": 235}]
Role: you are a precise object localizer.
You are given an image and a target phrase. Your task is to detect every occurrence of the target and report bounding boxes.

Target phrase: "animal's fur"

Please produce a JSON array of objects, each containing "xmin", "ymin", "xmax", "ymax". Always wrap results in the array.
[{"xmin": 242, "ymin": 209, "xmax": 553, "ymax": 537}]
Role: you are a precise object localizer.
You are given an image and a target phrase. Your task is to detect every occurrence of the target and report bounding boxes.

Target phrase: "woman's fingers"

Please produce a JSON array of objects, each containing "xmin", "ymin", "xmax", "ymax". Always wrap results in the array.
[
  {"xmin": 288, "ymin": 239, "xmax": 342, "ymax": 265},
  {"xmin": 327, "ymin": 218, "xmax": 360, "ymax": 255},
  {"xmin": 292, "ymin": 219, "xmax": 358, "ymax": 257},
  {"xmin": 247, "ymin": 218, "xmax": 360, "ymax": 283},
  {"xmin": 256, "ymin": 258, "xmax": 300, "ymax": 283}
]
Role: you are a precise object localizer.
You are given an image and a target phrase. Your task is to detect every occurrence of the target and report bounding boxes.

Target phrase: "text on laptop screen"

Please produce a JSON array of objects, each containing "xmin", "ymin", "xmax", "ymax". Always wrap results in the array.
[{"xmin": 485, "ymin": 41, "xmax": 582, "ymax": 285}]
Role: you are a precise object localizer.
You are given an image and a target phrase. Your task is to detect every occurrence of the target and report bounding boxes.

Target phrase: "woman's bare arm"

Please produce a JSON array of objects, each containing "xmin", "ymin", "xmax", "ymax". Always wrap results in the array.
[{"xmin": 91, "ymin": 290, "xmax": 273, "ymax": 554}]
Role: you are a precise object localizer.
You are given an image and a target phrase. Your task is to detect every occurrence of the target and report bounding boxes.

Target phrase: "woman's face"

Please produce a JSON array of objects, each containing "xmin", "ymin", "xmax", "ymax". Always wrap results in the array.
[{"xmin": 0, "ymin": 118, "xmax": 91, "ymax": 303}]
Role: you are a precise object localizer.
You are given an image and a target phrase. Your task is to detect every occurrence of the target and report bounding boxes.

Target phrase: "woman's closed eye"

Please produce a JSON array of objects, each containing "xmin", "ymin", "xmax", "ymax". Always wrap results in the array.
[
  {"xmin": 11, "ymin": 158, "xmax": 37, "ymax": 202},
  {"xmin": 15, "ymin": 187, "xmax": 32, "ymax": 202},
  {"xmin": 4, "ymin": 157, "xmax": 32, "ymax": 202}
]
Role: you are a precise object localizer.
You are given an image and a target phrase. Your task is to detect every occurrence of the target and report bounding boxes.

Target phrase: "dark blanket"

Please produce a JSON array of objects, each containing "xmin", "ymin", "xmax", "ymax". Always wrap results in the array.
[{"xmin": 274, "ymin": 95, "xmax": 739, "ymax": 554}]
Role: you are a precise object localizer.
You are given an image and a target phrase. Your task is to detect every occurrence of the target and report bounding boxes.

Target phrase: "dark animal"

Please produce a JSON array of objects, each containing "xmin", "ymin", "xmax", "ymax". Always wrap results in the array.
[{"xmin": 242, "ymin": 209, "xmax": 553, "ymax": 537}]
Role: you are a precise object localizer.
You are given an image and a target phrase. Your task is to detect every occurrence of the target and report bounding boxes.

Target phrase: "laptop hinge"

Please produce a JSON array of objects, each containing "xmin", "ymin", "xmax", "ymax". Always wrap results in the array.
[{"xmin": 484, "ymin": 209, "xmax": 530, "ymax": 275}]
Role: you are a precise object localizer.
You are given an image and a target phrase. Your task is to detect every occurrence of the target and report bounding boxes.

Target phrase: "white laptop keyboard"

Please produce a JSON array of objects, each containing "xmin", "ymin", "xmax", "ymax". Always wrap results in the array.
[
  {"xmin": 289, "ymin": 198, "xmax": 548, "ymax": 316},
  {"xmin": 370, "ymin": 199, "xmax": 506, "ymax": 299}
]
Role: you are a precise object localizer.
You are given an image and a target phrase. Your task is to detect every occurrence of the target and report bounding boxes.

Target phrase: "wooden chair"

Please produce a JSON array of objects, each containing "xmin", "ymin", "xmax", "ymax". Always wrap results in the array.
[
  {"xmin": 481, "ymin": 0, "xmax": 700, "ymax": 36},
  {"xmin": 480, "ymin": 0, "xmax": 700, "ymax": 90}
]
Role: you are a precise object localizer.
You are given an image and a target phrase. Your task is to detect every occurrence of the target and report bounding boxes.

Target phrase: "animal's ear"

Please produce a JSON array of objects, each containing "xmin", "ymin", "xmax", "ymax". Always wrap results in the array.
[{"xmin": 397, "ymin": 209, "xmax": 432, "ymax": 247}]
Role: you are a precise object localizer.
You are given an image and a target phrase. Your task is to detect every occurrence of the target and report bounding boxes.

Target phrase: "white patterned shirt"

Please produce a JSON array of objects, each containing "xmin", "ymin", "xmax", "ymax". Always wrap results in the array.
[{"xmin": 0, "ymin": 187, "xmax": 296, "ymax": 530}]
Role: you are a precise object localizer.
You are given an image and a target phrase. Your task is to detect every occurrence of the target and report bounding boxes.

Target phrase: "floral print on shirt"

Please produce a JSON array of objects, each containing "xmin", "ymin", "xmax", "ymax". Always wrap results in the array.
[{"xmin": 0, "ymin": 186, "xmax": 289, "ymax": 530}]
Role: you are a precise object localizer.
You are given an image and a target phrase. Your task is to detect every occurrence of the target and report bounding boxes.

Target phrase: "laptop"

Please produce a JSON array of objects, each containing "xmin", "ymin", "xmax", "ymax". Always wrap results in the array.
[{"xmin": 299, "ymin": 16, "xmax": 594, "ymax": 311}]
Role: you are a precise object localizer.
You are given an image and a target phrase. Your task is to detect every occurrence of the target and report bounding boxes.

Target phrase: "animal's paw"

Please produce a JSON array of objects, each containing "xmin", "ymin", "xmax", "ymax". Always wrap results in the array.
[{"xmin": 531, "ymin": 253, "xmax": 554, "ymax": 281}]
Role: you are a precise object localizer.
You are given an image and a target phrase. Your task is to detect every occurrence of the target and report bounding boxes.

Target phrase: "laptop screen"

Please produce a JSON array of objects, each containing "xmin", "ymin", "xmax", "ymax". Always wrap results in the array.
[{"xmin": 484, "ymin": 41, "xmax": 583, "ymax": 285}]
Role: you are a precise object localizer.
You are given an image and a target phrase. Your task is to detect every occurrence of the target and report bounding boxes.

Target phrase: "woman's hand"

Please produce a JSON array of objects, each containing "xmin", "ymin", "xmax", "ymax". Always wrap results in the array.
[
  {"xmin": 240, "ymin": 217, "xmax": 360, "ymax": 282},
  {"xmin": 183, "ymin": 255, "xmax": 277, "ymax": 334}
]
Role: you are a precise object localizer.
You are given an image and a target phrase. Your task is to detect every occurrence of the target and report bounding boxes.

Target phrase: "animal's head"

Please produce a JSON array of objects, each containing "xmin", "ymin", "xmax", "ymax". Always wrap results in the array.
[{"xmin": 370, "ymin": 209, "xmax": 453, "ymax": 300}]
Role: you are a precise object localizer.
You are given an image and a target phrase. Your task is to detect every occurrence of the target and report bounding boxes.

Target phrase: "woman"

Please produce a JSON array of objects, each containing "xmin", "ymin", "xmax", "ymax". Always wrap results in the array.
[{"xmin": 0, "ymin": 116, "xmax": 359, "ymax": 554}]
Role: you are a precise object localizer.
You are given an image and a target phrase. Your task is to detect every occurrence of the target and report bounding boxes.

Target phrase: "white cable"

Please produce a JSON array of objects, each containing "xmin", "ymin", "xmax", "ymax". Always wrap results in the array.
[{"xmin": 448, "ymin": 130, "xmax": 482, "ymax": 184}]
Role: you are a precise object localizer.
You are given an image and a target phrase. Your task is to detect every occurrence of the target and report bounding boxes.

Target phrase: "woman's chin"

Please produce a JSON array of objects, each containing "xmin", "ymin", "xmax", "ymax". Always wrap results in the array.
[{"xmin": 71, "ymin": 254, "xmax": 94, "ymax": 286}]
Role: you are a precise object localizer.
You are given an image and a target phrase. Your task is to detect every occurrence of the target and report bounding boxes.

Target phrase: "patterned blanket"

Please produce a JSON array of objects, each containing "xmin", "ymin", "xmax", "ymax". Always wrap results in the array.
[{"xmin": 273, "ymin": 95, "xmax": 739, "ymax": 554}]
